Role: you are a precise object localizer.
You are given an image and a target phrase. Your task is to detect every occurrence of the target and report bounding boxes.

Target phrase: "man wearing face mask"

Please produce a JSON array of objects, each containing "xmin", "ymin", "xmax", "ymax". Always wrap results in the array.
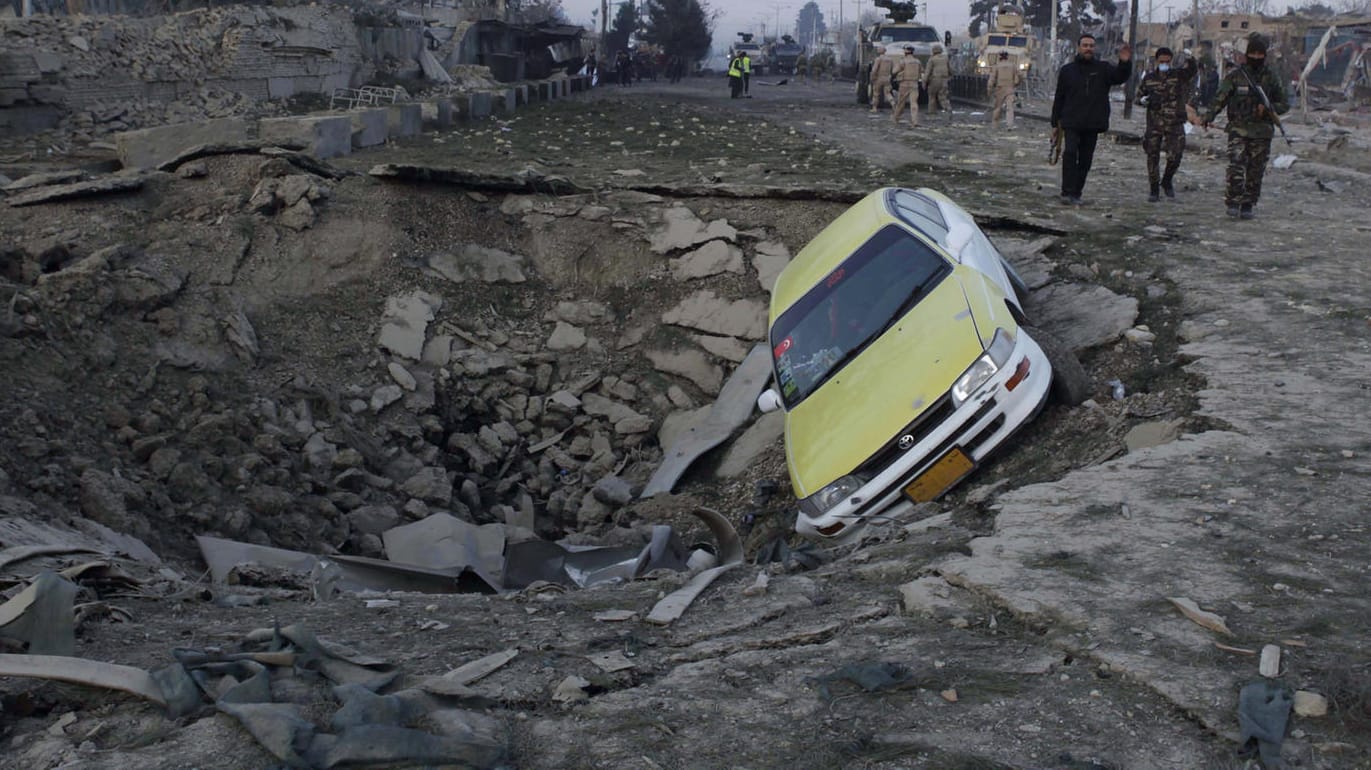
[
  {"xmin": 1200, "ymin": 34, "xmax": 1289, "ymax": 219},
  {"xmin": 1138, "ymin": 47, "xmax": 1198, "ymax": 202},
  {"xmin": 1050, "ymin": 34, "xmax": 1133, "ymax": 206}
]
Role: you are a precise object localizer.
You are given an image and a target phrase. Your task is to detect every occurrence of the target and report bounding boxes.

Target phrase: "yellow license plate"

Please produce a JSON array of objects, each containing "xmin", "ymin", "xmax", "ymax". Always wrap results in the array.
[{"xmin": 904, "ymin": 448, "xmax": 975, "ymax": 502}]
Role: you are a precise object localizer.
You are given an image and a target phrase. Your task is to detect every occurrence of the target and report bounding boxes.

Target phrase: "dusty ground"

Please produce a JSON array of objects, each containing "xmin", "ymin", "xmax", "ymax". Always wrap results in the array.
[{"xmin": 1, "ymin": 74, "xmax": 1369, "ymax": 769}]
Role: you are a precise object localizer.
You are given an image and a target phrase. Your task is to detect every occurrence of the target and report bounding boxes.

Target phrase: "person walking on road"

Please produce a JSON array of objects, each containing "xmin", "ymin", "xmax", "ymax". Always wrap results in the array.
[
  {"xmin": 1138, "ymin": 47, "xmax": 1198, "ymax": 202},
  {"xmin": 727, "ymin": 52, "xmax": 745, "ymax": 99},
  {"xmin": 1199, "ymin": 35, "xmax": 1289, "ymax": 220},
  {"xmin": 741, "ymin": 51, "xmax": 752, "ymax": 95},
  {"xmin": 891, "ymin": 46, "xmax": 923, "ymax": 127},
  {"xmin": 1050, "ymin": 34, "xmax": 1133, "ymax": 205},
  {"xmin": 924, "ymin": 44, "xmax": 952, "ymax": 119},
  {"xmin": 870, "ymin": 46, "xmax": 894, "ymax": 112},
  {"xmin": 987, "ymin": 51, "xmax": 1023, "ymax": 129}
]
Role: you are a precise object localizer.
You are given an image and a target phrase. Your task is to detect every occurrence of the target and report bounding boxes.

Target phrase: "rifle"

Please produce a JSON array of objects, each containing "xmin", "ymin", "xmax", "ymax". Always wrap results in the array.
[
  {"xmin": 1233, "ymin": 65, "xmax": 1292, "ymax": 147},
  {"xmin": 1048, "ymin": 126, "xmax": 1063, "ymax": 165}
]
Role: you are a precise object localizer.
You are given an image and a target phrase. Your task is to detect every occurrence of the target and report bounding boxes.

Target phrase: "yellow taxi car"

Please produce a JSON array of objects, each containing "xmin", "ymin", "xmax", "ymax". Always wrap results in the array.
[{"xmin": 756, "ymin": 187, "xmax": 1088, "ymax": 544}]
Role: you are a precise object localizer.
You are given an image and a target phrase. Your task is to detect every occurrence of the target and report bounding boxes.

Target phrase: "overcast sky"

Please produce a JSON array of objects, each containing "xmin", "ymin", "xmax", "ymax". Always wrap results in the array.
[{"xmin": 559, "ymin": 0, "xmax": 1307, "ymax": 55}]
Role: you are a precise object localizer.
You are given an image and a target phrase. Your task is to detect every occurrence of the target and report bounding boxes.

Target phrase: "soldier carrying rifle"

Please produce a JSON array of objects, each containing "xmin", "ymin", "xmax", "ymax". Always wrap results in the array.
[{"xmin": 1198, "ymin": 34, "xmax": 1290, "ymax": 220}]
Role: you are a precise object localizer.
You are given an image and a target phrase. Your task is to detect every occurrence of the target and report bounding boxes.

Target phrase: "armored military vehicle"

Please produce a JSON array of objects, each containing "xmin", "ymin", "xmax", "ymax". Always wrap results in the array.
[
  {"xmin": 974, "ymin": 4, "xmax": 1035, "ymax": 75},
  {"xmin": 854, "ymin": 0, "xmax": 941, "ymax": 104},
  {"xmin": 767, "ymin": 35, "xmax": 806, "ymax": 75}
]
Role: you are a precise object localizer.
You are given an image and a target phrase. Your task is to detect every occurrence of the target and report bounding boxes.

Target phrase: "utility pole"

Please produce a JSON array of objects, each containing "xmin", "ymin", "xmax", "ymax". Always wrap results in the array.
[
  {"xmin": 601, "ymin": 0, "xmax": 609, "ymax": 55},
  {"xmin": 1049, "ymin": 0, "xmax": 1058, "ymax": 73},
  {"xmin": 1124, "ymin": 0, "xmax": 1139, "ymax": 118},
  {"xmin": 22, "ymin": 0, "xmax": 33, "ymax": 16}
]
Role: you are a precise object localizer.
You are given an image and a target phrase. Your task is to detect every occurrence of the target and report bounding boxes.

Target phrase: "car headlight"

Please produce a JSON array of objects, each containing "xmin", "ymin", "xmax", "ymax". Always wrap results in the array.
[
  {"xmin": 801, "ymin": 475, "xmax": 864, "ymax": 516},
  {"xmin": 951, "ymin": 328, "xmax": 1015, "ymax": 406}
]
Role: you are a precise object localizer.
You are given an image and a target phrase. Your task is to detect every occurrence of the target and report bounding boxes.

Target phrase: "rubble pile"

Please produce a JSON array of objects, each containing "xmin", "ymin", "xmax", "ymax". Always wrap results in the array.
[
  {"xmin": 0, "ymin": 160, "xmax": 785, "ymax": 568},
  {"xmin": 0, "ymin": 5, "xmax": 365, "ymax": 148}
]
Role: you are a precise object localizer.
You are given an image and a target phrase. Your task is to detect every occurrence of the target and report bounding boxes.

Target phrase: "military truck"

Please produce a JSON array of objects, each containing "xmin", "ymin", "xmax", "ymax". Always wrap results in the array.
[
  {"xmin": 767, "ymin": 35, "xmax": 806, "ymax": 75},
  {"xmin": 731, "ymin": 32, "xmax": 769, "ymax": 75},
  {"xmin": 854, "ymin": 0, "xmax": 942, "ymax": 104},
  {"xmin": 974, "ymin": 4, "xmax": 1035, "ymax": 75}
]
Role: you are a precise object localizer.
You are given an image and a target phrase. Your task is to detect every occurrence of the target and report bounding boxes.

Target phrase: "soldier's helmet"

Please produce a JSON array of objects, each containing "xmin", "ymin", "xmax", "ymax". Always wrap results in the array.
[
  {"xmin": 1245, "ymin": 34, "xmax": 1268, "ymax": 55},
  {"xmin": 905, "ymin": 45, "xmax": 915, "ymax": 54},
  {"xmin": 932, "ymin": 44, "xmax": 943, "ymax": 54}
]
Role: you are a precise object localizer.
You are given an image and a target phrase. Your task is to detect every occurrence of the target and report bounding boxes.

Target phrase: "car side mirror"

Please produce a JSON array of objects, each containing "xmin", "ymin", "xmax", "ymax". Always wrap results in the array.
[
  {"xmin": 757, "ymin": 389, "xmax": 783, "ymax": 414},
  {"xmin": 944, "ymin": 221, "xmax": 976, "ymax": 261}
]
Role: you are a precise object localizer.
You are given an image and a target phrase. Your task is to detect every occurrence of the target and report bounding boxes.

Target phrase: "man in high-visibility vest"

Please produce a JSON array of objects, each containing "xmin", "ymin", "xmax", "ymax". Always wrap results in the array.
[
  {"xmin": 741, "ymin": 52, "xmax": 752, "ymax": 94},
  {"xmin": 728, "ymin": 53, "xmax": 744, "ymax": 99}
]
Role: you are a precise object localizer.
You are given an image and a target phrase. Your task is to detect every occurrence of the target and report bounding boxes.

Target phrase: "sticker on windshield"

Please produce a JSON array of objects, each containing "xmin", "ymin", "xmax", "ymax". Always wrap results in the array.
[
  {"xmin": 773, "ymin": 337, "xmax": 792, "ymax": 358},
  {"xmin": 825, "ymin": 268, "xmax": 846, "ymax": 288}
]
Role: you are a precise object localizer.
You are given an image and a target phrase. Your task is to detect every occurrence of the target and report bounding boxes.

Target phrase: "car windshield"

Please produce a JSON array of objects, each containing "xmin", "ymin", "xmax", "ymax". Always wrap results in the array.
[
  {"xmin": 771, "ymin": 225, "xmax": 950, "ymax": 408},
  {"xmin": 878, "ymin": 27, "xmax": 939, "ymax": 43}
]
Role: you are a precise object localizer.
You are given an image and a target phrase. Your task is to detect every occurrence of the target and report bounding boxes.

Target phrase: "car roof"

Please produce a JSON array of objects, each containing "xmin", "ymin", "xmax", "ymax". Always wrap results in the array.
[{"xmin": 771, "ymin": 188, "xmax": 954, "ymax": 319}]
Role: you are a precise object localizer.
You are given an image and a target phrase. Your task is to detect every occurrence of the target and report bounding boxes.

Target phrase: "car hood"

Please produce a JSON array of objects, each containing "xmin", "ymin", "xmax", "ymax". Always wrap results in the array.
[{"xmin": 784, "ymin": 275, "xmax": 985, "ymax": 497}]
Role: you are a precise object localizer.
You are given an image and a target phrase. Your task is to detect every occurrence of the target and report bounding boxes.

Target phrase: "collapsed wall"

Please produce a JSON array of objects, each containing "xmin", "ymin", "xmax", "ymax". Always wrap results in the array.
[{"xmin": 0, "ymin": 5, "xmax": 370, "ymax": 138}]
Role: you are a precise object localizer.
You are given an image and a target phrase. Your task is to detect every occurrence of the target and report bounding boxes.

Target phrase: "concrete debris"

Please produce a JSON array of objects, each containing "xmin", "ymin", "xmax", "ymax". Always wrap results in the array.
[
  {"xmin": 1259, "ymin": 644, "xmax": 1282, "ymax": 678},
  {"xmin": 642, "ymin": 345, "xmax": 771, "ymax": 497},
  {"xmin": 1293, "ymin": 691, "xmax": 1328, "ymax": 717},
  {"xmin": 649, "ymin": 206, "xmax": 737, "ymax": 253},
  {"xmin": 1029, "ymin": 282, "xmax": 1139, "ymax": 353},
  {"xmin": 670, "ymin": 240, "xmax": 745, "ymax": 280},
  {"xmin": 546, "ymin": 321, "xmax": 587, "ymax": 351},
  {"xmin": 377, "ymin": 291, "xmax": 442, "ymax": 360},
  {"xmin": 645, "ymin": 348, "xmax": 724, "ymax": 394},
  {"xmin": 5, "ymin": 174, "xmax": 145, "ymax": 207},
  {"xmin": 661, "ymin": 290, "xmax": 767, "ymax": 340},
  {"xmin": 752, "ymin": 240, "xmax": 791, "ymax": 293},
  {"xmin": 428, "ymin": 244, "xmax": 528, "ymax": 284}
]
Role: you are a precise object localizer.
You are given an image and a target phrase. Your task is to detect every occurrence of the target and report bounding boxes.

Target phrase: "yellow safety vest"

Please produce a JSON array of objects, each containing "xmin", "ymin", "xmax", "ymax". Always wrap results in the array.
[
  {"xmin": 728, "ymin": 58, "xmax": 743, "ymax": 77},
  {"xmin": 742, "ymin": 56, "xmax": 751, "ymax": 74}
]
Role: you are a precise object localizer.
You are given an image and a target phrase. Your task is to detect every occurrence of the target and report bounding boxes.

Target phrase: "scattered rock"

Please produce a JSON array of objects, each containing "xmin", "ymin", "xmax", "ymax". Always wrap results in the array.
[
  {"xmin": 645, "ymin": 348, "xmax": 724, "ymax": 394},
  {"xmin": 1029, "ymin": 282, "xmax": 1139, "ymax": 353},
  {"xmin": 378, "ymin": 292, "xmax": 441, "ymax": 360},
  {"xmin": 1293, "ymin": 691, "xmax": 1328, "ymax": 717},
  {"xmin": 649, "ymin": 206, "xmax": 737, "ymax": 253},
  {"xmin": 388, "ymin": 362, "xmax": 417, "ymax": 391},
  {"xmin": 670, "ymin": 240, "xmax": 744, "ymax": 280},
  {"xmin": 546, "ymin": 321, "xmax": 587, "ymax": 351},
  {"xmin": 662, "ymin": 290, "xmax": 766, "ymax": 340}
]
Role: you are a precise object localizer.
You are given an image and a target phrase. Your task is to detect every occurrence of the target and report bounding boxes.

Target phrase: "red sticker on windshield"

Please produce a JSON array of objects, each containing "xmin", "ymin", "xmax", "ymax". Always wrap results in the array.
[
  {"xmin": 825, "ymin": 268, "xmax": 846, "ymax": 288},
  {"xmin": 773, "ymin": 337, "xmax": 793, "ymax": 358}
]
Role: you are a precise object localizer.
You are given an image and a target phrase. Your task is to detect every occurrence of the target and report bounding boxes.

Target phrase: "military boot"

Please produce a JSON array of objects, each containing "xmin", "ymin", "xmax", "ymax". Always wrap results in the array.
[
  {"xmin": 1240, "ymin": 204, "xmax": 1255, "ymax": 220},
  {"xmin": 1148, "ymin": 185, "xmax": 1160, "ymax": 203},
  {"xmin": 1226, "ymin": 204, "xmax": 1240, "ymax": 218},
  {"xmin": 1161, "ymin": 179, "xmax": 1176, "ymax": 199}
]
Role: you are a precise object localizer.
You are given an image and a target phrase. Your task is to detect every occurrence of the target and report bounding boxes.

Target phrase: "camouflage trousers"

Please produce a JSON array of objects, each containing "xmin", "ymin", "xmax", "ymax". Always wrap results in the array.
[
  {"xmin": 1225, "ymin": 133, "xmax": 1272, "ymax": 206},
  {"xmin": 1143, "ymin": 127, "xmax": 1185, "ymax": 187},
  {"xmin": 927, "ymin": 79, "xmax": 951, "ymax": 114}
]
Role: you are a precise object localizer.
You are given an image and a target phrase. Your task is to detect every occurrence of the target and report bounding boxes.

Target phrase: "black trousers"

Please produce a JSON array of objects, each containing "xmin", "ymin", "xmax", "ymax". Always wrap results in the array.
[
  {"xmin": 1061, "ymin": 129, "xmax": 1100, "ymax": 198},
  {"xmin": 729, "ymin": 76, "xmax": 743, "ymax": 98},
  {"xmin": 743, "ymin": 73, "xmax": 750, "ymax": 93}
]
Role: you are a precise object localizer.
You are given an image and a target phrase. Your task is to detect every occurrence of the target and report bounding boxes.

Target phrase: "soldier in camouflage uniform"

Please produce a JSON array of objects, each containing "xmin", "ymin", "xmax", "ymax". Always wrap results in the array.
[
  {"xmin": 1201, "ymin": 34, "xmax": 1289, "ymax": 220},
  {"xmin": 1138, "ymin": 47, "xmax": 1198, "ymax": 202}
]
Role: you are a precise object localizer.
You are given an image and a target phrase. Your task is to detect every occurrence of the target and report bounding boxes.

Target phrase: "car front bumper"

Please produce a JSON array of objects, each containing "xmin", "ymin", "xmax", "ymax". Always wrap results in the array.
[{"xmin": 795, "ymin": 330, "xmax": 1052, "ymax": 545}]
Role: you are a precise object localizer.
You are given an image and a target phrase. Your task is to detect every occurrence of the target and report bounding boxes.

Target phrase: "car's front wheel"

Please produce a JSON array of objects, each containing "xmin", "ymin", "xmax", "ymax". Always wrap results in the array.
[{"xmin": 1024, "ymin": 325, "xmax": 1090, "ymax": 405}]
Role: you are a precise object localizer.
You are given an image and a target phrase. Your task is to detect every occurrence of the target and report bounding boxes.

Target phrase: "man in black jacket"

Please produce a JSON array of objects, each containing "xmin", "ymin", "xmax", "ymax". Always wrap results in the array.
[{"xmin": 1051, "ymin": 34, "xmax": 1133, "ymax": 205}]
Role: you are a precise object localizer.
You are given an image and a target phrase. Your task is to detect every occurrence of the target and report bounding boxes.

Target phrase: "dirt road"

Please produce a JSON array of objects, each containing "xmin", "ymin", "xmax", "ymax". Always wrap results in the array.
[{"xmin": 2, "ymin": 76, "xmax": 1368, "ymax": 769}]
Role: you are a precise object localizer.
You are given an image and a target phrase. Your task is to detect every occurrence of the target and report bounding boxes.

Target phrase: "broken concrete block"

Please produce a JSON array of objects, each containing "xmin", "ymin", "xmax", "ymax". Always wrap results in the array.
[
  {"xmin": 259, "ymin": 115, "xmax": 352, "ymax": 160},
  {"xmin": 387, "ymin": 104, "xmax": 422, "ymax": 138},
  {"xmin": 378, "ymin": 292, "xmax": 442, "ymax": 360},
  {"xmin": 434, "ymin": 99, "xmax": 454, "ymax": 129},
  {"xmin": 650, "ymin": 206, "xmax": 738, "ymax": 253},
  {"xmin": 716, "ymin": 411, "xmax": 784, "ymax": 478},
  {"xmin": 546, "ymin": 322, "xmax": 587, "ymax": 351},
  {"xmin": 427, "ymin": 244, "xmax": 527, "ymax": 284},
  {"xmin": 469, "ymin": 92, "xmax": 492, "ymax": 120},
  {"xmin": 646, "ymin": 349, "xmax": 724, "ymax": 394},
  {"xmin": 1029, "ymin": 282, "xmax": 1138, "ymax": 353},
  {"xmin": 662, "ymin": 290, "xmax": 767, "ymax": 339},
  {"xmin": 115, "ymin": 118, "xmax": 250, "ymax": 170},
  {"xmin": 349, "ymin": 109, "xmax": 388, "ymax": 148},
  {"xmin": 693, "ymin": 334, "xmax": 750, "ymax": 363},
  {"xmin": 753, "ymin": 240, "xmax": 791, "ymax": 293},
  {"xmin": 670, "ymin": 240, "xmax": 745, "ymax": 280},
  {"xmin": 495, "ymin": 89, "xmax": 516, "ymax": 113}
]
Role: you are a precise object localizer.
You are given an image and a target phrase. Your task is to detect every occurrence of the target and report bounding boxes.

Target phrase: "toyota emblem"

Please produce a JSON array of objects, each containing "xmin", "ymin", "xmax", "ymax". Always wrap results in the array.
[{"xmin": 897, "ymin": 434, "xmax": 915, "ymax": 451}]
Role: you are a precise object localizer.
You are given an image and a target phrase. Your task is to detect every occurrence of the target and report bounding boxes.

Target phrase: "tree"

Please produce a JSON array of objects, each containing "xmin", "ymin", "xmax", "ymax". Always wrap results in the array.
[
  {"xmin": 644, "ymin": 0, "xmax": 715, "ymax": 61},
  {"xmin": 606, "ymin": 1, "xmax": 638, "ymax": 54},
  {"xmin": 795, "ymin": 1, "xmax": 828, "ymax": 48}
]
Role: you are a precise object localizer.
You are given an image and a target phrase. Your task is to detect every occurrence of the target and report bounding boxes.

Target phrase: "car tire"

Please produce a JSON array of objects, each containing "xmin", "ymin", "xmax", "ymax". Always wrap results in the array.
[{"xmin": 1024, "ymin": 325, "xmax": 1090, "ymax": 406}]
